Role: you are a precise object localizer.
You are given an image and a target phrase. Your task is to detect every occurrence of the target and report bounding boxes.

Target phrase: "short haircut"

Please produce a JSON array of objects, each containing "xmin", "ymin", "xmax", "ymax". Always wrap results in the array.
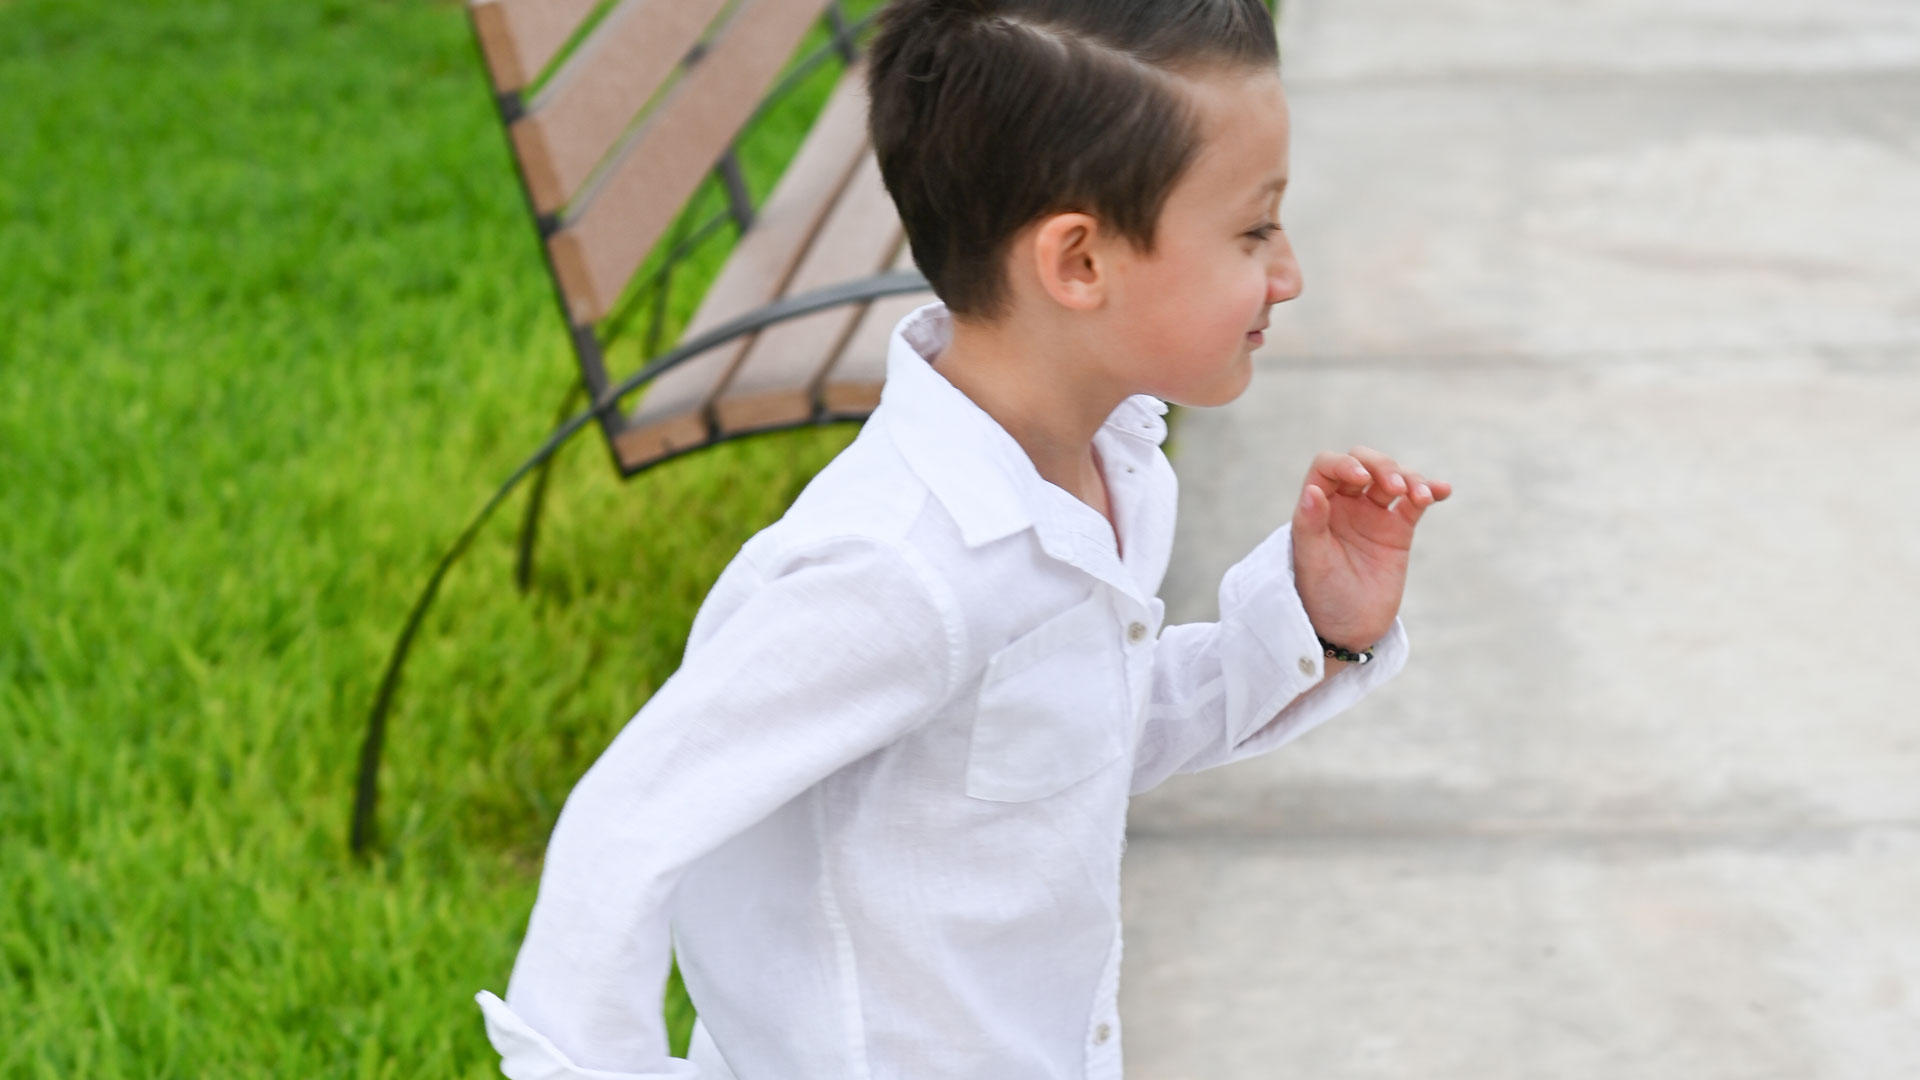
[{"xmin": 866, "ymin": 0, "xmax": 1279, "ymax": 320}]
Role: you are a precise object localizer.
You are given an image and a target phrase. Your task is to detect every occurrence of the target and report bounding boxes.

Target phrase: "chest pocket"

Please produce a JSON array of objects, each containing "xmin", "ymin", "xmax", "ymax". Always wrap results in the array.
[{"xmin": 966, "ymin": 591, "xmax": 1129, "ymax": 802}]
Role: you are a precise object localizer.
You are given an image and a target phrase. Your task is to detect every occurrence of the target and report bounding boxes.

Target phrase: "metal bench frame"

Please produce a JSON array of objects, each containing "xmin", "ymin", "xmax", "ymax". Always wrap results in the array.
[{"xmin": 350, "ymin": 0, "xmax": 932, "ymax": 853}]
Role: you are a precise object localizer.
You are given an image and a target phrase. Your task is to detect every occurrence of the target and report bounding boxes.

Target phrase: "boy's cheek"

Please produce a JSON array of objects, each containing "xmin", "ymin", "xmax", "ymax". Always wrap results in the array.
[
  {"xmin": 1116, "ymin": 256, "xmax": 1256, "ymax": 359},
  {"xmin": 1207, "ymin": 265, "xmax": 1271, "ymax": 337}
]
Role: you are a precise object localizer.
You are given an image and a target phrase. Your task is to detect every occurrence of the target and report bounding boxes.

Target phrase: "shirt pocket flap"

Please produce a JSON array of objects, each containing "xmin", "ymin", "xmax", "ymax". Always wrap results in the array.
[{"xmin": 966, "ymin": 592, "xmax": 1128, "ymax": 803}]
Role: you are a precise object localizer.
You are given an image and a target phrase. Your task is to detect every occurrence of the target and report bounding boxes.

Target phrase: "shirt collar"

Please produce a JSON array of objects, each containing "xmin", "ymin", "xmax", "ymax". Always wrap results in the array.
[{"xmin": 878, "ymin": 301, "xmax": 1169, "ymax": 554}]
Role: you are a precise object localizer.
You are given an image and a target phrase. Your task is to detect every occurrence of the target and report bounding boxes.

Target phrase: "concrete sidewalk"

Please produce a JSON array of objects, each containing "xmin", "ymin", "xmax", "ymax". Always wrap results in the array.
[{"xmin": 1118, "ymin": 1, "xmax": 1920, "ymax": 1076}]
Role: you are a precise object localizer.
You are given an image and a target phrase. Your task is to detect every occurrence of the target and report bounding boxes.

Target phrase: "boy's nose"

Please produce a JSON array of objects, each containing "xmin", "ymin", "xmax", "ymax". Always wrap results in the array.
[
  {"xmin": 1267, "ymin": 238, "xmax": 1303, "ymax": 304},
  {"xmin": 1267, "ymin": 258, "xmax": 1303, "ymax": 304}
]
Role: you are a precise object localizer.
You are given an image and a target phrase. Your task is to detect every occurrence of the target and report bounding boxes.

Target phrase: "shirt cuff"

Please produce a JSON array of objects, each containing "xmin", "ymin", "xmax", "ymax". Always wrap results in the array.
[
  {"xmin": 1223, "ymin": 524, "xmax": 1411, "ymax": 757},
  {"xmin": 476, "ymin": 991, "xmax": 701, "ymax": 1080},
  {"xmin": 1239, "ymin": 616, "xmax": 1409, "ymax": 757}
]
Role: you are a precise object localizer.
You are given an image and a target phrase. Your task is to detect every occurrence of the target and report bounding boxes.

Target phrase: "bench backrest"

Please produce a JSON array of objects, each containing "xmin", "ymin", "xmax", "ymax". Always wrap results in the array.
[{"xmin": 468, "ymin": 0, "xmax": 923, "ymax": 471}]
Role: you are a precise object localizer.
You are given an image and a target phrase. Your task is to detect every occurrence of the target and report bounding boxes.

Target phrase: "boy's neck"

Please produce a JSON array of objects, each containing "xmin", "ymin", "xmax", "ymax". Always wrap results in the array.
[{"xmin": 932, "ymin": 312, "xmax": 1131, "ymax": 516}]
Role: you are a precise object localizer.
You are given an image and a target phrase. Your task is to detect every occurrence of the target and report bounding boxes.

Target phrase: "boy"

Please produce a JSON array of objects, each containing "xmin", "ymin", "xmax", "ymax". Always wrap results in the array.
[{"xmin": 477, "ymin": 0, "xmax": 1451, "ymax": 1076}]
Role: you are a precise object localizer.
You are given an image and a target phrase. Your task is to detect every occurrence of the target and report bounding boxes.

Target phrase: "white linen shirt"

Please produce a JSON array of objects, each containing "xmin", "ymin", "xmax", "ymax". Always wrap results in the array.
[{"xmin": 477, "ymin": 301, "xmax": 1410, "ymax": 1080}]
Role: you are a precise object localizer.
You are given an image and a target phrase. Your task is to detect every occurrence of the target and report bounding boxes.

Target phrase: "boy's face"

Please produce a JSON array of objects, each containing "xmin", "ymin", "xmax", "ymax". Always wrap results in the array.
[{"xmin": 1102, "ymin": 69, "xmax": 1297, "ymax": 407}]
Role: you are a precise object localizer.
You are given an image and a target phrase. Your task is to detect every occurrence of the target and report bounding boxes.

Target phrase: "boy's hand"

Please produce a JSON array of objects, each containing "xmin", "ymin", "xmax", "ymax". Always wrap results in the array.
[{"xmin": 1290, "ymin": 446, "xmax": 1451, "ymax": 651}]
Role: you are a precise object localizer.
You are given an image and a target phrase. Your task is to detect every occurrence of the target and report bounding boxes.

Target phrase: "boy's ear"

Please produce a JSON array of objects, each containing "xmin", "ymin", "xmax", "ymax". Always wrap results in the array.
[{"xmin": 1028, "ymin": 211, "xmax": 1106, "ymax": 312}]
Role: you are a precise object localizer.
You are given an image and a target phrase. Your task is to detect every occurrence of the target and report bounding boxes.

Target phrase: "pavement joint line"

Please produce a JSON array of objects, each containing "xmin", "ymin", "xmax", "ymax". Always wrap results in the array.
[
  {"xmin": 1279, "ymin": 67, "xmax": 1920, "ymax": 93},
  {"xmin": 1125, "ymin": 820, "xmax": 1920, "ymax": 858},
  {"xmin": 1251, "ymin": 344, "xmax": 1920, "ymax": 373}
]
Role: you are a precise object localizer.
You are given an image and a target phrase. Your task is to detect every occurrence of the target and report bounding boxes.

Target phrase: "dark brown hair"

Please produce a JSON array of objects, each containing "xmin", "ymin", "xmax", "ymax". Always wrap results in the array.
[{"xmin": 866, "ymin": 0, "xmax": 1279, "ymax": 319}]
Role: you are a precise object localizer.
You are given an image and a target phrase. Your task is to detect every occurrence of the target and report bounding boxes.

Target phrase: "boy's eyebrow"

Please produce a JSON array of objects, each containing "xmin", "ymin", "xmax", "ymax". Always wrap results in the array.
[{"xmin": 1248, "ymin": 176, "xmax": 1288, "ymax": 202}]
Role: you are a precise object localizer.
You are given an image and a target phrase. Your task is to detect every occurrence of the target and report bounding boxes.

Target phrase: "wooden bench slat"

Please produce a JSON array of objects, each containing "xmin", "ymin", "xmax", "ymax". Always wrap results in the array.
[
  {"xmin": 614, "ymin": 60, "xmax": 872, "ymax": 471},
  {"xmin": 819, "ymin": 241, "xmax": 931, "ymax": 417},
  {"xmin": 512, "ymin": 0, "xmax": 733, "ymax": 215},
  {"xmin": 470, "ymin": 0, "xmax": 602, "ymax": 94},
  {"xmin": 548, "ymin": 0, "xmax": 833, "ymax": 325},
  {"xmin": 712, "ymin": 152, "xmax": 901, "ymax": 435}
]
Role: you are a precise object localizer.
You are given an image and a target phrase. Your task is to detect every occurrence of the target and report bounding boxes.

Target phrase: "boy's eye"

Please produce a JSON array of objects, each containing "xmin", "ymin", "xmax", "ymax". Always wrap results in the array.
[{"xmin": 1245, "ymin": 222, "xmax": 1282, "ymax": 242}]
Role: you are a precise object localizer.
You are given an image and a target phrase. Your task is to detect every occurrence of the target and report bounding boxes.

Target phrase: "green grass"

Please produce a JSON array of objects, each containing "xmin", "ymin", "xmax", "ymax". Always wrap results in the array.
[{"xmin": 0, "ymin": 1, "xmax": 883, "ymax": 1074}]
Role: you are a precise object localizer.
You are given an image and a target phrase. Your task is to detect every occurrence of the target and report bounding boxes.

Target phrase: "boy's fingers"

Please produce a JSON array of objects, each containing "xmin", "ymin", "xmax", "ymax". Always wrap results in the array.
[
  {"xmin": 1349, "ymin": 445, "xmax": 1408, "ymax": 508},
  {"xmin": 1307, "ymin": 451, "xmax": 1372, "ymax": 497},
  {"xmin": 1402, "ymin": 473, "xmax": 1452, "ymax": 505},
  {"xmin": 1310, "ymin": 449, "xmax": 1451, "ymax": 511},
  {"xmin": 1402, "ymin": 471, "xmax": 1432, "ymax": 506},
  {"xmin": 1393, "ymin": 472, "xmax": 1453, "ymax": 526},
  {"xmin": 1394, "ymin": 490, "xmax": 1430, "ymax": 528}
]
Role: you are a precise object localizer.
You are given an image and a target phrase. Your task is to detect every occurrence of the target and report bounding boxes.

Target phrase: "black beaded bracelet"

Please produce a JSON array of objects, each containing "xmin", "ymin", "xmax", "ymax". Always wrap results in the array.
[{"xmin": 1317, "ymin": 634, "xmax": 1375, "ymax": 665}]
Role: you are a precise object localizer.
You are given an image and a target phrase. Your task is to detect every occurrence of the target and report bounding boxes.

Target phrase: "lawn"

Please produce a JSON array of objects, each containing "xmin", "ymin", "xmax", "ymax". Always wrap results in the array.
[{"xmin": 0, "ymin": 0, "xmax": 883, "ymax": 1074}]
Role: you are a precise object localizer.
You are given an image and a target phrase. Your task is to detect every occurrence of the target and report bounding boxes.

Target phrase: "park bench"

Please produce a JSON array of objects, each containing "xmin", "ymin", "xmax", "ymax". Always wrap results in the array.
[{"xmin": 351, "ymin": 0, "xmax": 933, "ymax": 852}]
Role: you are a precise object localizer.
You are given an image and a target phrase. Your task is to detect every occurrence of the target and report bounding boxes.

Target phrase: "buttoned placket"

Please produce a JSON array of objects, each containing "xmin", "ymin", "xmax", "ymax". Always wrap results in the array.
[
  {"xmin": 1022, "ymin": 418, "xmax": 1165, "ymax": 1077},
  {"xmin": 1085, "ymin": 924, "xmax": 1125, "ymax": 1079},
  {"xmin": 884, "ymin": 305, "xmax": 1183, "ymax": 1073},
  {"xmin": 1031, "ymin": 447, "xmax": 1165, "ymax": 652}
]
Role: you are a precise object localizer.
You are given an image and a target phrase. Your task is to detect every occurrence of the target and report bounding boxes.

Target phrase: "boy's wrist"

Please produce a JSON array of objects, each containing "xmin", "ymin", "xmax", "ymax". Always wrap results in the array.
[{"xmin": 1314, "ymin": 632, "xmax": 1376, "ymax": 665}]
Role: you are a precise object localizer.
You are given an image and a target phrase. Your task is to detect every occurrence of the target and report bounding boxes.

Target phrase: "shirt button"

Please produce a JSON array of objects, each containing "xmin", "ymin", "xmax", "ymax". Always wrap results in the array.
[
  {"xmin": 1094, "ymin": 1022, "xmax": 1112, "ymax": 1045},
  {"xmin": 1127, "ymin": 621, "xmax": 1148, "ymax": 644},
  {"xmin": 1298, "ymin": 656, "xmax": 1318, "ymax": 677}
]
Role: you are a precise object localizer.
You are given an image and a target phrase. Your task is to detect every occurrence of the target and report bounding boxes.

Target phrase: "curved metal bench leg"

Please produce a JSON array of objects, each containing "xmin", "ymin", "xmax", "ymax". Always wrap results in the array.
[
  {"xmin": 351, "ymin": 272, "xmax": 930, "ymax": 856},
  {"xmin": 516, "ymin": 382, "xmax": 586, "ymax": 592},
  {"xmin": 351, "ymin": 510, "xmax": 492, "ymax": 856},
  {"xmin": 351, "ymin": 408, "xmax": 597, "ymax": 856}
]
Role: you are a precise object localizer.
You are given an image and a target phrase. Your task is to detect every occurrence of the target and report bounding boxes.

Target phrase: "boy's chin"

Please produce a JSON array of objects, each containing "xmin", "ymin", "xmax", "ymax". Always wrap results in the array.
[
  {"xmin": 1144, "ymin": 349, "xmax": 1251, "ymax": 407},
  {"xmin": 1168, "ymin": 358, "xmax": 1255, "ymax": 408},
  {"xmin": 1166, "ymin": 387, "xmax": 1247, "ymax": 409}
]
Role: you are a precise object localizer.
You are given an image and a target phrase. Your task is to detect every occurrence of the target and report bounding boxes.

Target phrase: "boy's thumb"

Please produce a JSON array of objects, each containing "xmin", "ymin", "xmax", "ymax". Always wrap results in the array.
[{"xmin": 1293, "ymin": 483, "xmax": 1328, "ymax": 536}]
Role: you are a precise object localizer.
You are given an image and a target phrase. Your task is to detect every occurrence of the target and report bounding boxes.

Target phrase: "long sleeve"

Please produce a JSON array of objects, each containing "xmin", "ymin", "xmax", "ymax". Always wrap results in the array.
[
  {"xmin": 1129, "ymin": 522, "xmax": 1409, "ymax": 796},
  {"xmin": 477, "ymin": 536, "xmax": 961, "ymax": 1079}
]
